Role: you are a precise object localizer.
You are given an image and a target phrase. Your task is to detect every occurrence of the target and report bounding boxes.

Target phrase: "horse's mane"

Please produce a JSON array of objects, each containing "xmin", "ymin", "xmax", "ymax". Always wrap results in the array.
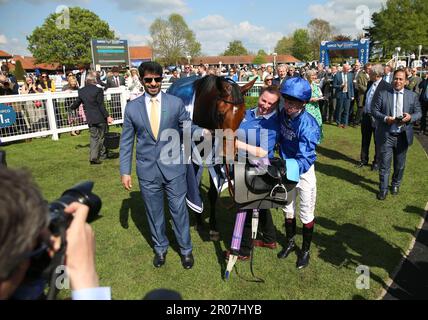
[{"xmin": 193, "ymin": 76, "xmax": 244, "ymax": 129}]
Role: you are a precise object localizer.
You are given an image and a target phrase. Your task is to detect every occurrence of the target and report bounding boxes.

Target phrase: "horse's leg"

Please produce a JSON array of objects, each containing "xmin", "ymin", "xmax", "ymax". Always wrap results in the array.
[{"xmin": 208, "ymin": 174, "xmax": 220, "ymax": 240}]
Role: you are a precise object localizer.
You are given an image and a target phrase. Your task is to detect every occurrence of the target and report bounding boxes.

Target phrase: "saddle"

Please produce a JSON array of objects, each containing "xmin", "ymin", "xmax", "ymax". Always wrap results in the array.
[{"xmin": 234, "ymin": 157, "xmax": 297, "ymax": 210}]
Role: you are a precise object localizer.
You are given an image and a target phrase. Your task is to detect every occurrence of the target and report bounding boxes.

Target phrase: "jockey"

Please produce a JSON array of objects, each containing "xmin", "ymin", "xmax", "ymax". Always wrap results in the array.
[{"xmin": 277, "ymin": 77, "xmax": 321, "ymax": 269}]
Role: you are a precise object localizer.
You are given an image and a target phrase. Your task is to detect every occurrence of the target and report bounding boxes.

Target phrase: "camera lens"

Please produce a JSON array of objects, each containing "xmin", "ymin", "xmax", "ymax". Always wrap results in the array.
[{"xmin": 48, "ymin": 181, "xmax": 101, "ymax": 234}]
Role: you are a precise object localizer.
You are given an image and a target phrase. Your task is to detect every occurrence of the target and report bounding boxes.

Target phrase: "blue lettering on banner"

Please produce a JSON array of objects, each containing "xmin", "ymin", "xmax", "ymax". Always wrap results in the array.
[{"xmin": 0, "ymin": 104, "xmax": 16, "ymax": 128}]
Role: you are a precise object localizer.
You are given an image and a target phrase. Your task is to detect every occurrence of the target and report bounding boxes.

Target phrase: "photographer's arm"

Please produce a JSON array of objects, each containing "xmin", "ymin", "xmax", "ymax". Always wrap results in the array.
[{"xmin": 64, "ymin": 202, "xmax": 111, "ymax": 300}]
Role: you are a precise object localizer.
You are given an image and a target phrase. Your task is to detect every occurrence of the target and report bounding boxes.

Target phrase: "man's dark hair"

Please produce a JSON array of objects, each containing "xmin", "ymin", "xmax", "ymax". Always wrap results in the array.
[
  {"xmin": 393, "ymin": 68, "xmax": 406, "ymax": 79},
  {"xmin": 138, "ymin": 62, "xmax": 163, "ymax": 77},
  {"xmin": 0, "ymin": 168, "xmax": 48, "ymax": 280}
]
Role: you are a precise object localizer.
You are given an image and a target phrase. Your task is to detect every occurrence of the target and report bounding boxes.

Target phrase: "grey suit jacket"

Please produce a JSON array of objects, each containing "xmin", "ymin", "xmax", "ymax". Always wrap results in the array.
[
  {"xmin": 120, "ymin": 92, "xmax": 196, "ymax": 181},
  {"xmin": 372, "ymin": 87, "xmax": 422, "ymax": 146}
]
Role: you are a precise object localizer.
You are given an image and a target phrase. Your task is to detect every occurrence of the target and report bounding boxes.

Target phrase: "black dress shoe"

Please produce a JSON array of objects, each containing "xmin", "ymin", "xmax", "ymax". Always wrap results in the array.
[
  {"xmin": 277, "ymin": 239, "xmax": 296, "ymax": 259},
  {"xmin": 377, "ymin": 190, "xmax": 388, "ymax": 200},
  {"xmin": 90, "ymin": 159, "xmax": 102, "ymax": 165},
  {"xmin": 296, "ymin": 250, "xmax": 310, "ymax": 269},
  {"xmin": 181, "ymin": 253, "xmax": 194, "ymax": 269},
  {"xmin": 391, "ymin": 186, "xmax": 400, "ymax": 195},
  {"xmin": 153, "ymin": 252, "xmax": 166, "ymax": 268}
]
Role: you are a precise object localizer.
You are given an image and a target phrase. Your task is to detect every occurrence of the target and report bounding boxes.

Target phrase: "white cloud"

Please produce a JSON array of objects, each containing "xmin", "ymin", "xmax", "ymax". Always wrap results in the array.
[
  {"xmin": 110, "ymin": 0, "xmax": 189, "ymax": 16},
  {"xmin": 125, "ymin": 33, "xmax": 152, "ymax": 46},
  {"xmin": 308, "ymin": 0, "xmax": 387, "ymax": 37},
  {"xmin": 0, "ymin": 34, "xmax": 8, "ymax": 44},
  {"xmin": 136, "ymin": 16, "xmax": 152, "ymax": 29},
  {"xmin": 192, "ymin": 15, "xmax": 283, "ymax": 56}
]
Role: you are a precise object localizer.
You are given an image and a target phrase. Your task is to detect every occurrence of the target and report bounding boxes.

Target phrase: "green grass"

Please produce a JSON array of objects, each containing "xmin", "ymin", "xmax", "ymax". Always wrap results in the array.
[{"xmin": 2, "ymin": 124, "xmax": 427, "ymax": 300}]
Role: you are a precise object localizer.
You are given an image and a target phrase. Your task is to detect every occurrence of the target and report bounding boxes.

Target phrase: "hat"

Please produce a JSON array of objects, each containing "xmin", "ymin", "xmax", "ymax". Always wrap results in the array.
[{"xmin": 280, "ymin": 77, "xmax": 312, "ymax": 102}]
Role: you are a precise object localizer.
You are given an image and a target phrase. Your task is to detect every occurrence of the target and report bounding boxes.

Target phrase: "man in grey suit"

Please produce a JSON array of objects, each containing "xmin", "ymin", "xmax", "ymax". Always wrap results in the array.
[
  {"xmin": 120, "ymin": 61, "xmax": 205, "ymax": 269},
  {"xmin": 333, "ymin": 64, "xmax": 355, "ymax": 128},
  {"xmin": 372, "ymin": 69, "xmax": 422, "ymax": 200}
]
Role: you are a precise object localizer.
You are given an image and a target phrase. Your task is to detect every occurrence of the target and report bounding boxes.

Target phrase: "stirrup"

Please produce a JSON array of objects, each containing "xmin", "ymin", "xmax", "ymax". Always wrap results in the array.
[{"xmin": 270, "ymin": 184, "xmax": 287, "ymax": 202}]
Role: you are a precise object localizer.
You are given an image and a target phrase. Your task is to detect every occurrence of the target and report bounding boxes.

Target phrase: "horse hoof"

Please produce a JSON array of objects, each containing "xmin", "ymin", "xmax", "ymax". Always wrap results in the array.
[{"xmin": 209, "ymin": 230, "xmax": 220, "ymax": 241}]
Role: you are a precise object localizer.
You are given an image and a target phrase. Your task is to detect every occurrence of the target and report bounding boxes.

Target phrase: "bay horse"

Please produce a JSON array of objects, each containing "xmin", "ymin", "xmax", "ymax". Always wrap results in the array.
[{"xmin": 168, "ymin": 75, "xmax": 257, "ymax": 238}]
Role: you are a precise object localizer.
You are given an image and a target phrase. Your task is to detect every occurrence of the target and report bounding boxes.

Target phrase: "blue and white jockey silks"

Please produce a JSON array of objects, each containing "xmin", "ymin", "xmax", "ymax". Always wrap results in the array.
[{"xmin": 279, "ymin": 108, "xmax": 320, "ymax": 176}]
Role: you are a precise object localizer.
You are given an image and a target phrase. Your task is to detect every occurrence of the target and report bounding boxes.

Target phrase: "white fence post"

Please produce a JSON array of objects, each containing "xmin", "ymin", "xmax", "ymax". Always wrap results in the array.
[
  {"xmin": 120, "ymin": 87, "xmax": 127, "ymax": 120},
  {"xmin": 45, "ymin": 92, "xmax": 59, "ymax": 141}
]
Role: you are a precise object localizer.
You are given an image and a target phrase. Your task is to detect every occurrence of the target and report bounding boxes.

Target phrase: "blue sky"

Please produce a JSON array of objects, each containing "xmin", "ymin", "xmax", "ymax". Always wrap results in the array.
[{"xmin": 0, "ymin": 0, "xmax": 386, "ymax": 56}]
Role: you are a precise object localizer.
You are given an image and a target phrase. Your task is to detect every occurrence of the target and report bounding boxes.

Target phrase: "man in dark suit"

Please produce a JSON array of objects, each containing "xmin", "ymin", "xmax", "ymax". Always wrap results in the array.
[
  {"xmin": 75, "ymin": 65, "xmax": 88, "ymax": 88},
  {"xmin": 70, "ymin": 72, "xmax": 113, "ymax": 164},
  {"xmin": 120, "ymin": 61, "xmax": 206, "ymax": 269},
  {"xmin": 106, "ymin": 66, "xmax": 125, "ymax": 89},
  {"xmin": 333, "ymin": 64, "xmax": 355, "ymax": 128},
  {"xmin": 273, "ymin": 64, "xmax": 288, "ymax": 87},
  {"xmin": 358, "ymin": 64, "xmax": 392, "ymax": 170},
  {"xmin": 418, "ymin": 73, "xmax": 428, "ymax": 135},
  {"xmin": 372, "ymin": 69, "xmax": 422, "ymax": 200}
]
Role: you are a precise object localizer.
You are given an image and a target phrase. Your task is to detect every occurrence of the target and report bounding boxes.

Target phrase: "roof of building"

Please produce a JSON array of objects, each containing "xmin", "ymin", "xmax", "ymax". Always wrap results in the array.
[
  {"xmin": 129, "ymin": 46, "xmax": 153, "ymax": 60},
  {"xmin": 8, "ymin": 55, "xmax": 60, "ymax": 71},
  {"xmin": 0, "ymin": 50, "xmax": 13, "ymax": 58},
  {"xmin": 190, "ymin": 54, "xmax": 300, "ymax": 65}
]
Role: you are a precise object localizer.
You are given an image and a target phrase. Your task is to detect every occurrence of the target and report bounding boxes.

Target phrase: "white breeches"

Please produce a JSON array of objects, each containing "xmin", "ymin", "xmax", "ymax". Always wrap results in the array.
[{"xmin": 282, "ymin": 165, "xmax": 317, "ymax": 224}]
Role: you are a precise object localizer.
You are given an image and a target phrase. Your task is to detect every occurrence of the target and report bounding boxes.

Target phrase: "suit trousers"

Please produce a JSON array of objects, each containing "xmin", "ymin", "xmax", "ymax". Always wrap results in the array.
[
  {"xmin": 360, "ymin": 113, "xmax": 378, "ymax": 165},
  {"xmin": 328, "ymin": 96, "xmax": 336, "ymax": 122},
  {"xmin": 89, "ymin": 122, "xmax": 107, "ymax": 161},
  {"xmin": 378, "ymin": 132, "xmax": 409, "ymax": 192},
  {"xmin": 138, "ymin": 170, "xmax": 192, "ymax": 256},
  {"xmin": 240, "ymin": 209, "xmax": 276, "ymax": 256},
  {"xmin": 336, "ymin": 96, "xmax": 351, "ymax": 126}
]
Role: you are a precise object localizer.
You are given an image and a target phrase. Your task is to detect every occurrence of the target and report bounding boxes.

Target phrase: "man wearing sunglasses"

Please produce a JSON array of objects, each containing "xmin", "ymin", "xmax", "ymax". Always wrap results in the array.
[
  {"xmin": 0, "ymin": 168, "xmax": 110, "ymax": 300},
  {"xmin": 180, "ymin": 65, "xmax": 196, "ymax": 78},
  {"xmin": 120, "ymin": 61, "xmax": 206, "ymax": 270}
]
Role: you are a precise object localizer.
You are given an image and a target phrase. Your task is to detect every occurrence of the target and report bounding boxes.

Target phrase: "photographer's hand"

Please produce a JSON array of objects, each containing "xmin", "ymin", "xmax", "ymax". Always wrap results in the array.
[
  {"xmin": 121, "ymin": 175, "xmax": 132, "ymax": 191},
  {"xmin": 64, "ymin": 202, "xmax": 99, "ymax": 291}
]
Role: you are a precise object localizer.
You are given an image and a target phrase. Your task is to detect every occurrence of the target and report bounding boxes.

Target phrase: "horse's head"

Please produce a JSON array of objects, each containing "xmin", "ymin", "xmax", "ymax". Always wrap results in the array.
[{"xmin": 215, "ymin": 77, "xmax": 257, "ymax": 132}]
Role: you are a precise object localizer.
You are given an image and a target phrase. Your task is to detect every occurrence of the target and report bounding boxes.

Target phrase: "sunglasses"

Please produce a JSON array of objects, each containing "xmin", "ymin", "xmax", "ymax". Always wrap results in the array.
[{"xmin": 143, "ymin": 77, "xmax": 163, "ymax": 83}]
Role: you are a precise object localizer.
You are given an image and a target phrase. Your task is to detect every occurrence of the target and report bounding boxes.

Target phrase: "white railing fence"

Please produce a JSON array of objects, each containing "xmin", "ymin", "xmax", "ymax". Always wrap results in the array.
[{"xmin": 0, "ymin": 82, "xmax": 263, "ymax": 143}]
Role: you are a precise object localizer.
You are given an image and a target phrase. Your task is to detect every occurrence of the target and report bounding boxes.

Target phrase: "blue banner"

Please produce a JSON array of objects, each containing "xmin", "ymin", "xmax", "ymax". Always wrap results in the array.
[
  {"xmin": 0, "ymin": 104, "xmax": 16, "ymax": 129},
  {"xmin": 320, "ymin": 39, "xmax": 370, "ymax": 66}
]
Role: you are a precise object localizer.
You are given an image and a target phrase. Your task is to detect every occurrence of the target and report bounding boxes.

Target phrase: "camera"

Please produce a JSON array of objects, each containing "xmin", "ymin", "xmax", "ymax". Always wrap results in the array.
[
  {"xmin": 48, "ymin": 181, "xmax": 102, "ymax": 235},
  {"xmin": 12, "ymin": 181, "xmax": 101, "ymax": 300}
]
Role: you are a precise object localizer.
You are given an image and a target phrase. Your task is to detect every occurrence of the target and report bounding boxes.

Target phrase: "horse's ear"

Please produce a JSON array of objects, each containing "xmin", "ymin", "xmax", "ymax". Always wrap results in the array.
[{"xmin": 240, "ymin": 77, "xmax": 257, "ymax": 95}]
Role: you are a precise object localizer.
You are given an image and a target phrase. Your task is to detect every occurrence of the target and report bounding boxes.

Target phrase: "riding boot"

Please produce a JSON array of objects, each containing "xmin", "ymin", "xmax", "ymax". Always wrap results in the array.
[
  {"xmin": 277, "ymin": 218, "xmax": 296, "ymax": 259},
  {"xmin": 296, "ymin": 222, "xmax": 314, "ymax": 269}
]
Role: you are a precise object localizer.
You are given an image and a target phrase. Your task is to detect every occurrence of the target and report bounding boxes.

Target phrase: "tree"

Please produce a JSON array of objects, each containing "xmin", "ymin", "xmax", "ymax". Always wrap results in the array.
[
  {"xmin": 333, "ymin": 34, "xmax": 352, "ymax": 42},
  {"xmin": 223, "ymin": 40, "xmax": 248, "ymax": 56},
  {"xmin": 368, "ymin": 0, "xmax": 428, "ymax": 58},
  {"xmin": 14, "ymin": 61, "xmax": 25, "ymax": 81},
  {"xmin": 150, "ymin": 13, "xmax": 201, "ymax": 66},
  {"xmin": 291, "ymin": 29, "xmax": 312, "ymax": 62},
  {"xmin": 275, "ymin": 36, "xmax": 294, "ymax": 55},
  {"xmin": 308, "ymin": 19, "xmax": 333, "ymax": 60},
  {"xmin": 257, "ymin": 49, "xmax": 268, "ymax": 56},
  {"xmin": 252, "ymin": 53, "xmax": 267, "ymax": 65},
  {"xmin": 27, "ymin": 7, "xmax": 115, "ymax": 66}
]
